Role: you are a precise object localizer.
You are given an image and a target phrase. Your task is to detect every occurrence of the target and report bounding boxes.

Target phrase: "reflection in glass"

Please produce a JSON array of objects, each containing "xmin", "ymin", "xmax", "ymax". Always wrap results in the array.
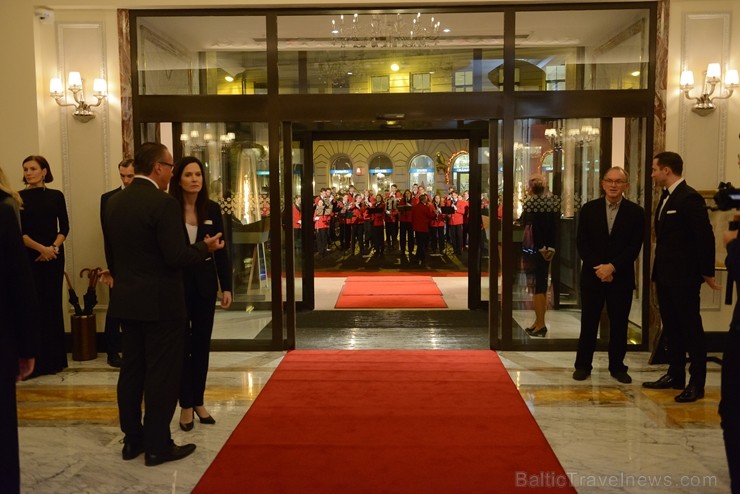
[
  {"xmin": 277, "ymin": 13, "xmax": 504, "ymax": 94},
  {"xmin": 515, "ymin": 9, "xmax": 649, "ymax": 91},
  {"xmin": 136, "ymin": 16, "xmax": 267, "ymax": 96}
]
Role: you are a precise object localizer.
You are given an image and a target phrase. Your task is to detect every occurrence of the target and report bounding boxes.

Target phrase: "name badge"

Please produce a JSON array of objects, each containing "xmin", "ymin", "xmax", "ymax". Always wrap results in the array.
[{"xmin": 204, "ymin": 220, "xmax": 213, "ymax": 225}]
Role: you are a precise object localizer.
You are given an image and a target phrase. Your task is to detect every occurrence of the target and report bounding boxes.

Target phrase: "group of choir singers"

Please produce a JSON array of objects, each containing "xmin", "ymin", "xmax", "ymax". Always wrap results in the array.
[{"xmin": 294, "ymin": 183, "xmax": 487, "ymax": 263}]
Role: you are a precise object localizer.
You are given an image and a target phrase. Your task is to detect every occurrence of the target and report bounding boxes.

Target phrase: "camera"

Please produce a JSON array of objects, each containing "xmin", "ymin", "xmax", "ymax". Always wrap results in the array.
[{"xmin": 713, "ymin": 182, "xmax": 740, "ymax": 211}]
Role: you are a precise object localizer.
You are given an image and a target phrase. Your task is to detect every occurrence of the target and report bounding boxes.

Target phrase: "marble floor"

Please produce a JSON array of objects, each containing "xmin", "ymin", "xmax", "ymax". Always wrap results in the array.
[{"xmin": 17, "ymin": 349, "xmax": 730, "ymax": 493}]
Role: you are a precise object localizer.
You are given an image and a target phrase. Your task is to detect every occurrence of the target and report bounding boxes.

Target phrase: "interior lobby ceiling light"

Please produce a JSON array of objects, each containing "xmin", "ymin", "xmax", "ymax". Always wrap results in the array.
[{"xmin": 330, "ymin": 12, "xmax": 442, "ymax": 49}]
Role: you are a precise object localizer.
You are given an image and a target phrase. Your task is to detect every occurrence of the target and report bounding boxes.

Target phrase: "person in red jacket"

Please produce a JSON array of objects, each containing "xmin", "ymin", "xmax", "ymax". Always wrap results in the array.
[
  {"xmin": 385, "ymin": 184, "xmax": 401, "ymax": 250},
  {"xmin": 430, "ymin": 194, "xmax": 446, "ymax": 255},
  {"xmin": 346, "ymin": 193, "xmax": 366, "ymax": 255},
  {"xmin": 448, "ymin": 190, "xmax": 467, "ymax": 255},
  {"xmin": 370, "ymin": 193, "xmax": 386, "ymax": 256},
  {"xmin": 399, "ymin": 189, "xmax": 417, "ymax": 258},
  {"xmin": 314, "ymin": 189, "xmax": 332, "ymax": 256},
  {"xmin": 411, "ymin": 194, "xmax": 436, "ymax": 264},
  {"xmin": 292, "ymin": 195, "xmax": 302, "ymax": 253}
]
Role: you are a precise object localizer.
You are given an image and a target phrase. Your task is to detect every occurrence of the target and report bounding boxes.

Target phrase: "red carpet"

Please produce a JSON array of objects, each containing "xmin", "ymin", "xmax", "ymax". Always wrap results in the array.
[
  {"xmin": 194, "ymin": 350, "xmax": 575, "ymax": 493},
  {"xmin": 335, "ymin": 275, "xmax": 447, "ymax": 309}
]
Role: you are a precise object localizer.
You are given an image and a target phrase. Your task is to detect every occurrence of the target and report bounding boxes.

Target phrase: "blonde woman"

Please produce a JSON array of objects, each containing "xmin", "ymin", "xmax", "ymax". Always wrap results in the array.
[{"xmin": 0, "ymin": 165, "xmax": 22, "ymax": 224}]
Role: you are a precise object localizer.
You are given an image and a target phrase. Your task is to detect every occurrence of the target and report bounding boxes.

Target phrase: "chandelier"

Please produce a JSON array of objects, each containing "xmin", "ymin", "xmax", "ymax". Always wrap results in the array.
[{"xmin": 330, "ymin": 13, "xmax": 443, "ymax": 49}]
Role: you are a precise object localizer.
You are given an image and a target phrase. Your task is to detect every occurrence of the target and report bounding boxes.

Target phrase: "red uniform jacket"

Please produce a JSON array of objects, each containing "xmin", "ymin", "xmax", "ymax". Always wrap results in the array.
[{"xmin": 412, "ymin": 202, "xmax": 435, "ymax": 233}]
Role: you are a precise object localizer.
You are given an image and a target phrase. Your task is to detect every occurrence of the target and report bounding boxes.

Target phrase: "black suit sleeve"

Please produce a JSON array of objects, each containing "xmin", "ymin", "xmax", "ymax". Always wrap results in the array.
[
  {"xmin": 209, "ymin": 201, "xmax": 233, "ymax": 292},
  {"xmin": 683, "ymin": 192, "xmax": 716, "ymax": 278},
  {"xmin": 158, "ymin": 197, "xmax": 209, "ymax": 268}
]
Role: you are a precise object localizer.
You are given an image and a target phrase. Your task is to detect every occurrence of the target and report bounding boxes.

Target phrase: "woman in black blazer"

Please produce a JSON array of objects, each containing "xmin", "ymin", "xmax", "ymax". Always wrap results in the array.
[{"xmin": 169, "ymin": 156, "xmax": 232, "ymax": 431}]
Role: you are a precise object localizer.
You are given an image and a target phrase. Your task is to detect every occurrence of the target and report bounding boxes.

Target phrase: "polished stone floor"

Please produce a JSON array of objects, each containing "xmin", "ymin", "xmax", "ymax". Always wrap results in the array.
[{"xmin": 17, "ymin": 349, "xmax": 730, "ymax": 493}]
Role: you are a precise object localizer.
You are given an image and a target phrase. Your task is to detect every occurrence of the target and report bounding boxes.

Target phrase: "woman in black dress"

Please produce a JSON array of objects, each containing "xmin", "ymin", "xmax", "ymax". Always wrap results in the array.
[
  {"xmin": 19, "ymin": 156, "xmax": 69, "ymax": 376},
  {"xmin": 169, "ymin": 156, "xmax": 232, "ymax": 431},
  {"xmin": 520, "ymin": 173, "xmax": 559, "ymax": 338}
]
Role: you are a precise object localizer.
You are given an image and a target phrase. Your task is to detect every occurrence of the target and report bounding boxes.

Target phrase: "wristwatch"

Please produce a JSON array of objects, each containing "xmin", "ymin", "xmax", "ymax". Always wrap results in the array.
[{"xmin": 52, "ymin": 245, "xmax": 59, "ymax": 254}]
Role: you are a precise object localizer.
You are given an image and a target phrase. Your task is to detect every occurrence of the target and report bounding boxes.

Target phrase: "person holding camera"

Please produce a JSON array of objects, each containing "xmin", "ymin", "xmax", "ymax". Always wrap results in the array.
[
  {"xmin": 643, "ymin": 151, "xmax": 720, "ymax": 402},
  {"xmin": 720, "ymin": 151, "xmax": 740, "ymax": 493}
]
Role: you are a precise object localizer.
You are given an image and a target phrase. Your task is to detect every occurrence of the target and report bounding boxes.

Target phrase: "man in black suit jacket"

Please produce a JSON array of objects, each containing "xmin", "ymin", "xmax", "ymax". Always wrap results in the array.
[
  {"xmin": 573, "ymin": 167, "xmax": 645, "ymax": 383},
  {"xmin": 99, "ymin": 158, "xmax": 134, "ymax": 368},
  {"xmin": 644, "ymin": 151, "xmax": 719, "ymax": 403},
  {"xmin": 102, "ymin": 142, "xmax": 224, "ymax": 466},
  {"xmin": 0, "ymin": 191, "xmax": 39, "ymax": 494}
]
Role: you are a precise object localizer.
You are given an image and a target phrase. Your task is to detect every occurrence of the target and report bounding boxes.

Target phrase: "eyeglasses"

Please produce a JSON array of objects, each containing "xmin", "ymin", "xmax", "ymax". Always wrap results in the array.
[
  {"xmin": 158, "ymin": 161, "xmax": 174, "ymax": 169},
  {"xmin": 602, "ymin": 179, "xmax": 627, "ymax": 185}
]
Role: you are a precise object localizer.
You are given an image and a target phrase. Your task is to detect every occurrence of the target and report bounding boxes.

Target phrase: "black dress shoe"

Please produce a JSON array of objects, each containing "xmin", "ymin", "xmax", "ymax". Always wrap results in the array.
[
  {"xmin": 179, "ymin": 421, "xmax": 194, "ymax": 432},
  {"xmin": 526, "ymin": 326, "xmax": 548, "ymax": 338},
  {"xmin": 572, "ymin": 369, "xmax": 591, "ymax": 381},
  {"xmin": 145, "ymin": 443, "xmax": 196, "ymax": 467},
  {"xmin": 675, "ymin": 385, "xmax": 704, "ymax": 403},
  {"xmin": 196, "ymin": 411, "xmax": 216, "ymax": 425},
  {"xmin": 642, "ymin": 374, "xmax": 685, "ymax": 389},
  {"xmin": 122, "ymin": 441, "xmax": 144, "ymax": 461},
  {"xmin": 107, "ymin": 354, "xmax": 122, "ymax": 368},
  {"xmin": 610, "ymin": 371, "xmax": 632, "ymax": 384}
]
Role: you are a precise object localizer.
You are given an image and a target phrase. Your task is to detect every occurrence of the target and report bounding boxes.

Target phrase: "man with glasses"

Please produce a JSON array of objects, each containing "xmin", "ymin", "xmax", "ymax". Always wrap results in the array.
[
  {"xmin": 102, "ymin": 142, "xmax": 224, "ymax": 466},
  {"xmin": 573, "ymin": 166, "xmax": 644, "ymax": 384}
]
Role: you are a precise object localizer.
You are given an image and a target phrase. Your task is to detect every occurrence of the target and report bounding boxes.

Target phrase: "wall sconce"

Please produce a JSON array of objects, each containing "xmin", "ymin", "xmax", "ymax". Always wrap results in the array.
[
  {"xmin": 50, "ymin": 72, "xmax": 107, "ymax": 123},
  {"xmin": 680, "ymin": 63, "xmax": 738, "ymax": 116}
]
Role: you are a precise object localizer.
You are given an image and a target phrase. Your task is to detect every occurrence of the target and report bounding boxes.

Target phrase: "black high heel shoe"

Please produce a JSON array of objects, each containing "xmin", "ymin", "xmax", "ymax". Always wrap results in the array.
[
  {"xmin": 195, "ymin": 410, "xmax": 216, "ymax": 425},
  {"xmin": 179, "ymin": 421, "xmax": 194, "ymax": 432},
  {"xmin": 526, "ymin": 326, "xmax": 548, "ymax": 338}
]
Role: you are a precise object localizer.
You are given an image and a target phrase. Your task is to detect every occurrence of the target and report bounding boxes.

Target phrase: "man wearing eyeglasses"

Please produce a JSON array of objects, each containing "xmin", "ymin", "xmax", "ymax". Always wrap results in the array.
[
  {"xmin": 573, "ymin": 166, "xmax": 645, "ymax": 384},
  {"xmin": 102, "ymin": 142, "xmax": 224, "ymax": 467}
]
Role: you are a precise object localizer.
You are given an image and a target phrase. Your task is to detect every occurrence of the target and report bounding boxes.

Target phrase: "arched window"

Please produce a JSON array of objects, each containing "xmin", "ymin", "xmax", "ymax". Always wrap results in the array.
[
  {"xmin": 369, "ymin": 154, "xmax": 393, "ymax": 195},
  {"xmin": 329, "ymin": 154, "xmax": 353, "ymax": 190},
  {"xmin": 409, "ymin": 154, "xmax": 434, "ymax": 194}
]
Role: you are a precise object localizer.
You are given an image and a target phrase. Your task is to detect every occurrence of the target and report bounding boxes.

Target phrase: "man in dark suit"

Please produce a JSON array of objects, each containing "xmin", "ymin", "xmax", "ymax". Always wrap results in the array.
[
  {"xmin": 0, "ymin": 189, "xmax": 39, "ymax": 494},
  {"xmin": 102, "ymin": 142, "xmax": 224, "ymax": 466},
  {"xmin": 643, "ymin": 151, "xmax": 719, "ymax": 403},
  {"xmin": 573, "ymin": 167, "xmax": 644, "ymax": 383},
  {"xmin": 99, "ymin": 158, "xmax": 135, "ymax": 368}
]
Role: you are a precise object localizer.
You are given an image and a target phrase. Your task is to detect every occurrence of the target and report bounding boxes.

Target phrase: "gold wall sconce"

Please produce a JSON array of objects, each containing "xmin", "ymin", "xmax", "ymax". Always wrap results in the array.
[
  {"xmin": 680, "ymin": 63, "xmax": 738, "ymax": 116},
  {"xmin": 50, "ymin": 72, "xmax": 107, "ymax": 123}
]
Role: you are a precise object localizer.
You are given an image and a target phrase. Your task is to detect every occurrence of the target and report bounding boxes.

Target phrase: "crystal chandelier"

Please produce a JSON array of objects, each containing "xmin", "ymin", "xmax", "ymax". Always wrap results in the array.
[{"xmin": 330, "ymin": 13, "xmax": 442, "ymax": 49}]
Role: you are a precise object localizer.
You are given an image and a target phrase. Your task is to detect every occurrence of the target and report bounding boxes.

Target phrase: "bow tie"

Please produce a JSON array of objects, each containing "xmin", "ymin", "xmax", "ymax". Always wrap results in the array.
[{"xmin": 660, "ymin": 188, "xmax": 669, "ymax": 200}]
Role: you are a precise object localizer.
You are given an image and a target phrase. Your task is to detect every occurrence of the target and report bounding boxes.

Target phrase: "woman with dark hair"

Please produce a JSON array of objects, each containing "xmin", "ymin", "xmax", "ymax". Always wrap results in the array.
[
  {"xmin": 169, "ymin": 156, "xmax": 232, "ymax": 431},
  {"xmin": 19, "ymin": 155, "xmax": 69, "ymax": 376}
]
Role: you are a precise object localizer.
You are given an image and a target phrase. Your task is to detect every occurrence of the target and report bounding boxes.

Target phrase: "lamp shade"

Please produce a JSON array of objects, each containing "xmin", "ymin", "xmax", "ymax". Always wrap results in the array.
[
  {"xmin": 50, "ymin": 78, "xmax": 64, "ymax": 95},
  {"xmin": 92, "ymin": 78, "xmax": 106, "ymax": 95},
  {"xmin": 67, "ymin": 71, "xmax": 82, "ymax": 89},
  {"xmin": 706, "ymin": 63, "xmax": 721, "ymax": 82},
  {"xmin": 679, "ymin": 70, "xmax": 694, "ymax": 88},
  {"xmin": 726, "ymin": 69, "xmax": 740, "ymax": 88}
]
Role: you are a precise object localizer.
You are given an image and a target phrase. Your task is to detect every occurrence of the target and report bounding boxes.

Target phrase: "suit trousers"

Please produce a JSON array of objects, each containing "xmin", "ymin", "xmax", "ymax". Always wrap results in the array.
[
  {"xmin": 0, "ymin": 374, "xmax": 20, "ymax": 494},
  {"xmin": 575, "ymin": 280, "xmax": 632, "ymax": 373},
  {"xmin": 720, "ymin": 327, "xmax": 740, "ymax": 493},
  {"xmin": 656, "ymin": 281, "xmax": 706, "ymax": 388},
  {"xmin": 179, "ymin": 287, "xmax": 217, "ymax": 409},
  {"xmin": 103, "ymin": 310, "xmax": 122, "ymax": 357},
  {"xmin": 118, "ymin": 318, "xmax": 185, "ymax": 454}
]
